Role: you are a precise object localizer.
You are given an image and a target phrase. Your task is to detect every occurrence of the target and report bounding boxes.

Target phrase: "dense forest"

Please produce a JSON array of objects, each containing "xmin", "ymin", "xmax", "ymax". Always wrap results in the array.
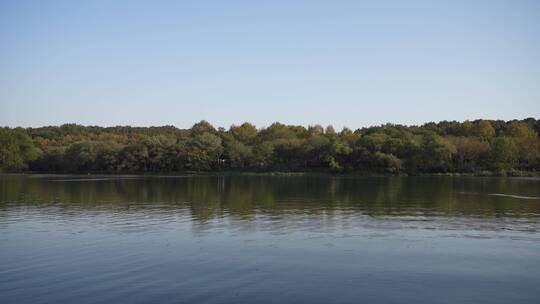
[{"xmin": 1, "ymin": 119, "xmax": 539, "ymax": 175}]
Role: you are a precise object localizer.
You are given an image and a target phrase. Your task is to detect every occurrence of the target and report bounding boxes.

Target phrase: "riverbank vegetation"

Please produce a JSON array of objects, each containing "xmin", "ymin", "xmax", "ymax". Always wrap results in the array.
[{"xmin": 1, "ymin": 119, "xmax": 539, "ymax": 175}]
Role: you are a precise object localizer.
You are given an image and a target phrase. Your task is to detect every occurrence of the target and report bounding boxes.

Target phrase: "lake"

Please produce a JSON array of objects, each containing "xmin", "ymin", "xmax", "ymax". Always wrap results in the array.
[{"xmin": 1, "ymin": 174, "xmax": 539, "ymax": 303}]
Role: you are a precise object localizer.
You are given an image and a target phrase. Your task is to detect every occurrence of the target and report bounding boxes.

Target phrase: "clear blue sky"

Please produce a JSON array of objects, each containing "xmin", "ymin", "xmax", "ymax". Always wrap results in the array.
[{"xmin": 1, "ymin": 0, "xmax": 539, "ymax": 129}]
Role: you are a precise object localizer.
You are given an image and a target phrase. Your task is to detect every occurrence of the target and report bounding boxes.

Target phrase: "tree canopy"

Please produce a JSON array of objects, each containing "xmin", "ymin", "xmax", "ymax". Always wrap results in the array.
[{"xmin": 1, "ymin": 119, "xmax": 539, "ymax": 175}]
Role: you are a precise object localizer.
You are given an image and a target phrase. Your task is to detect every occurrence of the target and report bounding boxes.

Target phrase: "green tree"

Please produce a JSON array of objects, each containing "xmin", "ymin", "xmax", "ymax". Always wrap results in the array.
[
  {"xmin": 418, "ymin": 134, "xmax": 456, "ymax": 172},
  {"xmin": 373, "ymin": 152, "xmax": 402, "ymax": 173},
  {"xmin": 308, "ymin": 125, "xmax": 324, "ymax": 136},
  {"xmin": 449, "ymin": 136, "xmax": 490, "ymax": 172},
  {"xmin": 187, "ymin": 132, "xmax": 223, "ymax": 171},
  {"xmin": 191, "ymin": 120, "xmax": 216, "ymax": 135},
  {"xmin": 64, "ymin": 141, "xmax": 101, "ymax": 172},
  {"xmin": 473, "ymin": 120, "xmax": 496, "ymax": 138},
  {"xmin": 325, "ymin": 125, "xmax": 336, "ymax": 138},
  {"xmin": 253, "ymin": 142, "xmax": 275, "ymax": 169},
  {"xmin": 0, "ymin": 118, "xmax": 538, "ymax": 174},
  {"xmin": 489, "ymin": 137, "xmax": 518, "ymax": 171},
  {"xmin": 0, "ymin": 128, "xmax": 39, "ymax": 171},
  {"xmin": 505, "ymin": 122, "xmax": 537, "ymax": 139},
  {"xmin": 223, "ymin": 135, "xmax": 253, "ymax": 168},
  {"xmin": 118, "ymin": 143, "xmax": 150, "ymax": 172},
  {"xmin": 230, "ymin": 122, "xmax": 258, "ymax": 144}
]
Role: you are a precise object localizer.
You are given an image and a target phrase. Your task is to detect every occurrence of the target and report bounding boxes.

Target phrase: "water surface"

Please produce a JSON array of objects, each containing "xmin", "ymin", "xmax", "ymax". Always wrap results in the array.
[{"xmin": 1, "ymin": 174, "xmax": 540, "ymax": 303}]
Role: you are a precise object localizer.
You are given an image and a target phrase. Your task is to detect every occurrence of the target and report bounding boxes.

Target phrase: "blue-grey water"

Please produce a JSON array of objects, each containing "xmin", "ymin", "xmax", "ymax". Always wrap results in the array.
[{"xmin": 1, "ymin": 174, "xmax": 540, "ymax": 303}]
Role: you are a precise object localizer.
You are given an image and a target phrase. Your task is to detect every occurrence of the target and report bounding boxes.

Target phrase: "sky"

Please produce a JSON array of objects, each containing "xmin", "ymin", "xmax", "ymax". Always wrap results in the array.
[{"xmin": 1, "ymin": 0, "xmax": 539, "ymax": 130}]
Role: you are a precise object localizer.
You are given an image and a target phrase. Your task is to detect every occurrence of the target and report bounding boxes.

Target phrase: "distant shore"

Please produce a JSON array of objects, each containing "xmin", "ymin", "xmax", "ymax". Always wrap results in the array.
[{"xmin": 2, "ymin": 119, "xmax": 539, "ymax": 175}]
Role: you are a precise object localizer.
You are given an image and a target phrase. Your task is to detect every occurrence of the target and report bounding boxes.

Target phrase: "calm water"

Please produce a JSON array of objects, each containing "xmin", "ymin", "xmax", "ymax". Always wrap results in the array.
[{"xmin": 1, "ymin": 174, "xmax": 540, "ymax": 304}]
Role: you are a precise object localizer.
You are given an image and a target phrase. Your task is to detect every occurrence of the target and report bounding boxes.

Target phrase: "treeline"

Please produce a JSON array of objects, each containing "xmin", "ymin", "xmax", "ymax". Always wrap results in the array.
[{"xmin": 1, "ymin": 119, "xmax": 539, "ymax": 174}]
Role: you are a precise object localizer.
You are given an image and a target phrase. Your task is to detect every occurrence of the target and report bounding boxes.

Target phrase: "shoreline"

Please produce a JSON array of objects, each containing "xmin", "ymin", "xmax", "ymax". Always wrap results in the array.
[{"xmin": 3, "ymin": 170, "xmax": 539, "ymax": 178}]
